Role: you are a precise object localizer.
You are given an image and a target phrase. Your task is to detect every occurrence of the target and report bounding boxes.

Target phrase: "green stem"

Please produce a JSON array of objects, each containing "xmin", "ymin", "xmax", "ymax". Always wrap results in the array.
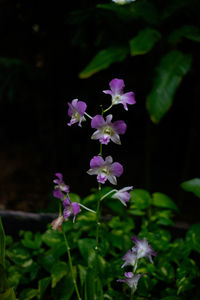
[
  {"xmin": 63, "ymin": 230, "xmax": 81, "ymax": 300},
  {"xmin": 100, "ymin": 189, "xmax": 117, "ymax": 202},
  {"xmin": 130, "ymin": 290, "xmax": 134, "ymax": 300},
  {"xmin": 102, "ymin": 104, "xmax": 113, "ymax": 114}
]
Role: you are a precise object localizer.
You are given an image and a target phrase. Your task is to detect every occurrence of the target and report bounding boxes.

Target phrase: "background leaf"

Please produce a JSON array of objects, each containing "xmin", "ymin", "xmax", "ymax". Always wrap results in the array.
[
  {"xmin": 181, "ymin": 178, "xmax": 200, "ymax": 198},
  {"xmin": 168, "ymin": 25, "xmax": 200, "ymax": 44},
  {"xmin": 152, "ymin": 193, "xmax": 178, "ymax": 211},
  {"xmin": 79, "ymin": 46, "xmax": 128, "ymax": 78},
  {"xmin": 146, "ymin": 50, "xmax": 192, "ymax": 123},
  {"xmin": 130, "ymin": 28, "xmax": 161, "ymax": 56}
]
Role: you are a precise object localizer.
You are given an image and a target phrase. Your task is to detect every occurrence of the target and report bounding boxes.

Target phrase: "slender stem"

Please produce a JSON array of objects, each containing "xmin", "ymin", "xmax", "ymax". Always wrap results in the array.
[
  {"xmin": 100, "ymin": 189, "xmax": 117, "ymax": 201},
  {"xmin": 79, "ymin": 203, "xmax": 96, "ymax": 213},
  {"xmin": 102, "ymin": 104, "xmax": 113, "ymax": 114},
  {"xmin": 130, "ymin": 290, "xmax": 134, "ymax": 300},
  {"xmin": 63, "ymin": 230, "xmax": 81, "ymax": 300},
  {"xmin": 84, "ymin": 112, "xmax": 93, "ymax": 119}
]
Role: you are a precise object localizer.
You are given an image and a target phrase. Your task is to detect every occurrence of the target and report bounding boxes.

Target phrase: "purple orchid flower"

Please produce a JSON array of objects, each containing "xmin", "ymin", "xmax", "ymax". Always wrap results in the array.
[
  {"xmin": 63, "ymin": 196, "xmax": 81, "ymax": 223},
  {"xmin": 103, "ymin": 78, "xmax": 136, "ymax": 111},
  {"xmin": 91, "ymin": 114, "xmax": 127, "ymax": 145},
  {"xmin": 112, "ymin": 186, "xmax": 133, "ymax": 206},
  {"xmin": 117, "ymin": 272, "xmax": 142, "ymax": 292},
  {"xmin": 53, "ymin": 173, "xmax": 70, "ymax": 200},
  {"xmin": 121, "ymin": 249, "xmax": 137, "ymax": 269},
  {"xmin": 67, "ymin": 99, "xmax": 87, "ymax": 127},
  {"xmin": 131, "ymin": 236, "xmax": 157, "ymax": 263},
  {"xmin": 87, "ymin": 155, "xmax": 123, "ymax": 185}
]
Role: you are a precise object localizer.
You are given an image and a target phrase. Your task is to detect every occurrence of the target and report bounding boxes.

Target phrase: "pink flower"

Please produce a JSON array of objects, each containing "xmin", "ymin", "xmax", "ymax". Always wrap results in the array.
[
  {"xmin": 87, "ymin": 155, "xmax": 123, "ymax": 185},
  {"xmin": 103, "ymin": 78, "xmax": 136, "ymax": 111},
  {"xmin": 91, "ymin": 114, "xmax": 127, "ymax": 145},
  {"xmin": 67, "ymin": 99, "xmax": 87, "ymax": 127}
]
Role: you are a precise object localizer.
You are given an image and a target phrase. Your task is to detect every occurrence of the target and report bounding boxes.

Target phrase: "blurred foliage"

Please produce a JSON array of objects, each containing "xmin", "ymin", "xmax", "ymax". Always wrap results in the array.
[
  {"xmin": 69, "ymin": 0, "xmax": 200, "ymax": 122},
  {"xmin": 3, "ymin": 186, "xmax": 200, "ymax": 299}
]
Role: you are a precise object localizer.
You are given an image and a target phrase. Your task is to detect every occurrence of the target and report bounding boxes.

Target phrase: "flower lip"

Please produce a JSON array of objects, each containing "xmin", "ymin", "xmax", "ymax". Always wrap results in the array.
[
  {"xmin": 91, "ymin": 114, "xmax": 127, "ymax": 145},
  {"xmin": 87, "ymin": 155, "xmax": 123, "ymax": 185}
]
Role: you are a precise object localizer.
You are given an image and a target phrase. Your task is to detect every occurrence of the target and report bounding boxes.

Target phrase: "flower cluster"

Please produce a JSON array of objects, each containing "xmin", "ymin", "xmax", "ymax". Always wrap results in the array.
[
  {"xmin": 118, "ymin": 236, "xmax": 156, "ymax": 293},
  {"xmin": 67, "ymin": 78, "xmax": 135, "ymax": 207}
]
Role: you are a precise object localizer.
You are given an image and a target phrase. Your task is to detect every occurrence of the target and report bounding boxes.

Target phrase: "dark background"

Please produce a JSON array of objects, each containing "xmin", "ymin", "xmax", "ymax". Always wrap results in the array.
[{"xmin": 0, "ymin": 0, "xmax": 200, "ymax": 224}]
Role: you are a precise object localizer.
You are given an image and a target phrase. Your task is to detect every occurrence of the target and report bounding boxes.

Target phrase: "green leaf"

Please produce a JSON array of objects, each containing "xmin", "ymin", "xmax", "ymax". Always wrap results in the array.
[
  {"xmin": 6, "ymin": 246, "xmax": 31, "ymax": 266},
  {"xmin": 186, "ymin": 223, "xmax": 200, "ymax": 253},
  {"xmin": 69, "ymin": 193, "xmax": 81, "ymax": 203},
  {"xmin": 0, "ymin": 217, "xmax": 5, "ymax": 267},
  {"xmin": 168, "ymin": 25, "xmax": 200, "ymax": 44},
  {"xmin": 181, "ymin": 178, "xmax": 200, "ymax": 198},
  {"xmin": 0, "ymin": 288, "xmax": 16, "ymax": 300},
  {"xmin": 0, "ymin": 264, "xmax": 9, "ymax": 293},
  {"xmin": 51, "ymin": 273, "xmax": 74, "ymax": 300},
  {"xmin": 38, "ymin": 277, "xmax": 51, "ymax": 300},
  {"xmin": 42, "ymin": 229, "xmax": 63, "ymax": 247},
  {"xmin": 78, "ymin": 238, "xmax": 96, "ymax": 262},
  {"xmin": 79, "ymin": 46, "xmax": 128, "ymax": 78},
  {"xmin": 152, "ymin": 193, "xmax": 178, "ymax": 211},
  {"xmin": 78, "ymin": 265, "xmax": 87, "ymax": 287},
  {"xmin": 130, "ymin": 189, "xmax": 151, "ymax": 209},
  {"xmin": 19, "ymin": 288, "xmax": 38, "ymax": 300},
  {"xmin": 146, "ymin": 50, "xmax": 192, "ymax": 123},
  {"xmin": 51, "ymin": 262, "xmax": 68, "ymax": 288},
  {"xmin": 130, "ymin": 28, "xmax": 161, "ymax": 56},
  {"xmin": 21, "ymin": 232, "xmax": 42, "ymax": 250}
]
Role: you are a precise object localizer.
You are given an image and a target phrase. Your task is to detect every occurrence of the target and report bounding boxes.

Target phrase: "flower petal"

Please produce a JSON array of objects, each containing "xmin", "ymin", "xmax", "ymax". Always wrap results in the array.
[
  {"xmin": 113, "ymin": 120, "xmax": 127, "ymax": 135},
  {"xmin": 109, "ymin": 78, "xmax": 125, "ymax": 94},
  {"xmin": 76, "ymin": 101, "xmax": 87, "ymax": 116},
  {"xmin": 90, "ymin": 156, "xmax": 105, "ymax": 169},
  {"xmin": 121, "ymin": 92, "xmax": 136, "ymax": 105},
  {"xmin": 91, "ymin": 115, "xmax": 105, "ymax": 129},
  {"xmin": 110, "ymin": 162, "xmax": 123, "ymax": 177}
]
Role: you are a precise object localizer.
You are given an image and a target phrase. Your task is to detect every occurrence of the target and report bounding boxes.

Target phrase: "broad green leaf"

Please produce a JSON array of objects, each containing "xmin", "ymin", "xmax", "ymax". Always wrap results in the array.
[
  {"xmin": 104, "ymin": 198, "xmax": 127, "ymax": 217},
  {"xmin": 52, "ymin": 272, "xmax": 74, "ymax": 300},
  {"xmin": 78, "ymin": 238, "xmax": 96, "ymax": 262},
  {"xmin": 181, "ymin": 178, "xmax": 200, "ymax": 198},
  {"xmin": 130, "ymin": 189, "xmax": 151, "ymax": 209},
  {"xmin": 42, "ymin": 229, "xmax": 63, "ymax": 247},
  {"xmin": 152, "ymin": 193, "xmax": 178, "ymax": 211},
  {"xmin": 79, "ymin": 46, "xmax": 128, "ymax": 78},
  {"xmin": 130, "ymin": 28, "xmax": 161, "ymax": 56},
  {"xmin": 0, "ymin": 288, "xmax": 16, "ymax": 300},
  {"xmin": 186, "ymin": 223, "xmax": 200, "ymax": 253},
  {"xmin": 21, "ymin": 231, "xmax": 42, "ymax": 250},
  {"xmin": 51, "ymin": 262, "xmax": 68, "ymax": 288},
  {"xmin": 6, "ymin": 246, "xmax": 31, "ymax": 266},
  {"xmin": 19, "ymin": 288, "xmax": 38, "ymax": 300},
  {"xmin": 168, "ymin": 25, "xmax": 200, "ymax": 44},
  {"xmin": 69, "ymin": 193, "xmax": 80, "ymax": 202},
  {"xmin": 146, "ymin": 50, "xmax": 192, "ymax": 123},
  {"xmin": 38, "ymin": 277, "xmax": 51, "ymax": 300},
  {"xmin": 0, "ymin": 217, "xmax": 5, "ymax": 267}
]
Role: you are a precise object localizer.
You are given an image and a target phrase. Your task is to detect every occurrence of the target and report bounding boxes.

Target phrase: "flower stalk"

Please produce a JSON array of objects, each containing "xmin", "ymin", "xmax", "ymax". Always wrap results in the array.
[{"xmin": 62, "ymin": 229, "xmax": 81, "ymax": 300}]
